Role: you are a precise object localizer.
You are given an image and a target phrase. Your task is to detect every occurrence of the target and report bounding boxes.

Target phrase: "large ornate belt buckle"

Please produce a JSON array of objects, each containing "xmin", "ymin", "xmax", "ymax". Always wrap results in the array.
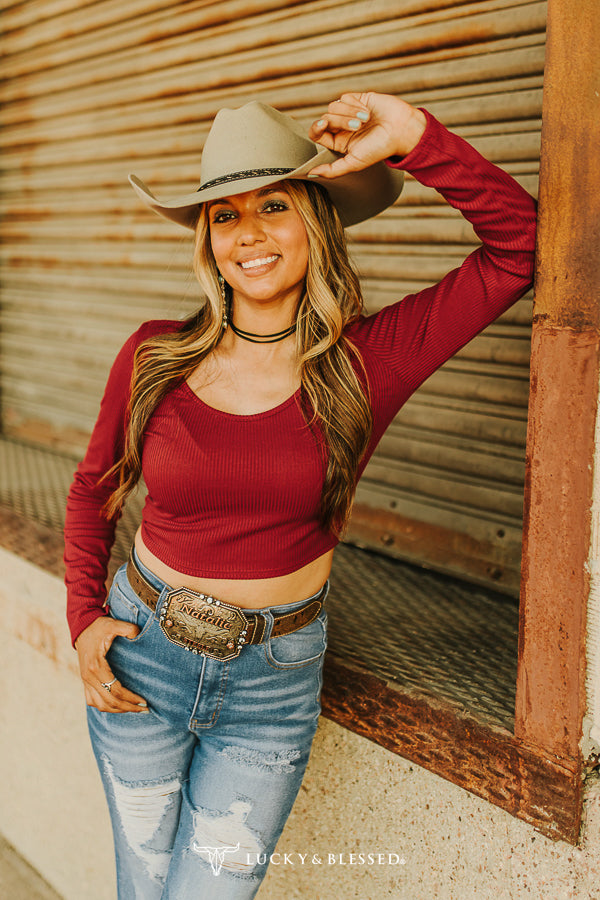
[{"xmin": 159, "ymin": 589, "xmax": 249, "ymax": 661}]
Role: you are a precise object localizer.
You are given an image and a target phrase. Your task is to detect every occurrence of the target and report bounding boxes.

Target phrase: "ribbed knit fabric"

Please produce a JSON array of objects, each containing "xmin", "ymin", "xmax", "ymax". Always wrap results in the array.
[{"xmin": 64, "ymin": 110, "xmax": 537, "ymax": 644}]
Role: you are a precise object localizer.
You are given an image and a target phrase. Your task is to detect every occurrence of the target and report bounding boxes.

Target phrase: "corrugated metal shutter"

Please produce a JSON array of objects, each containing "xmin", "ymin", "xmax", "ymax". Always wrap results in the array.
[{"xmin": 0, "ymin": 0, "xmax": 545, "ymax": 593}]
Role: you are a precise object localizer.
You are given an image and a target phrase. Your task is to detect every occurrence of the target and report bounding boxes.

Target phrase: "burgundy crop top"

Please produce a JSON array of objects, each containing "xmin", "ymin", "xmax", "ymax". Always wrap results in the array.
[{"xmin": 64, "ymin": 110, "xmax": 537, "ymax": 644}]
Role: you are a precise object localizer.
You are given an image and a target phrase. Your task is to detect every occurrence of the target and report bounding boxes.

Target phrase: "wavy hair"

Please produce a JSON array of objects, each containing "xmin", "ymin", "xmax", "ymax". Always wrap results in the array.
[{"xmin": 103, "ymin": 180, "xmax": 372, "ymax": 535}]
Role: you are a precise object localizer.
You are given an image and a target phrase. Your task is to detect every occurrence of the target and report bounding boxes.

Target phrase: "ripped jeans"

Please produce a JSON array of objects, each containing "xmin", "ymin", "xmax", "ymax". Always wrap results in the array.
[{"xmin": 86, "ymin": 555, "xmax": 328, "ymax": 899}]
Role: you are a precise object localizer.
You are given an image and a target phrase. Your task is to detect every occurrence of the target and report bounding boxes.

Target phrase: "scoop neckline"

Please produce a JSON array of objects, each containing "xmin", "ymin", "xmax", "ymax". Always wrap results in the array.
[{"xmin": 180, "ymin": 380, "xmax": 302, "ymax": 419}]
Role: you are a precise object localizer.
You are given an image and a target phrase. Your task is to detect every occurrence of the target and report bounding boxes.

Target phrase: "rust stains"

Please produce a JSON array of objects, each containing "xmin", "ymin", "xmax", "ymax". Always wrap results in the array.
[
  {"xmin": 517, "ymin": 325, "xmax": 599, "ymax": 758},
  {"xmin": 322, "ymin": 655, "xmax": 581, "ymax": 844},
  {"xmin": 534, "ymin": 0, "xmax": 600, "ymax": 330}
]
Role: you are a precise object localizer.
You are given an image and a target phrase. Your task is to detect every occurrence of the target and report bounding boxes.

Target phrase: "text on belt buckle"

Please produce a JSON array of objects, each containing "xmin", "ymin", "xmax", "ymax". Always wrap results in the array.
[{"xmin": 158, "ymin": 588, "xmax": 249, "ymax": 661}]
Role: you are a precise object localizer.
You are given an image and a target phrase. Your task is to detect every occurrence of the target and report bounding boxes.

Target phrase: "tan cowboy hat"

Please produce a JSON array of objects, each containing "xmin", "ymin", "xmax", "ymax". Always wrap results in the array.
[{"xmin": 128, "ymin": 101, "xmax": 404, "ymax": 229}]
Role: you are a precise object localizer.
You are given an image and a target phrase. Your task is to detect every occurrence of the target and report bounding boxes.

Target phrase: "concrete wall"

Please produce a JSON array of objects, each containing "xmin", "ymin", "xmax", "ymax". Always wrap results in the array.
[{"xmin": 1, "ymin": 548, "xmax": 599, "ymax": 900}]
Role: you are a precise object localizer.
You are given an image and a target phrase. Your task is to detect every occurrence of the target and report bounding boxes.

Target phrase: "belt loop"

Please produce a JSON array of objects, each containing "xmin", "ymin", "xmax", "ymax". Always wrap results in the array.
[
  {"xmin": 252, "ymin": 612, "xmax": 270, "ymax": 644},
  {"xmin": 153, "ymin": 586, "xmax": 170, "ymax": 621}
]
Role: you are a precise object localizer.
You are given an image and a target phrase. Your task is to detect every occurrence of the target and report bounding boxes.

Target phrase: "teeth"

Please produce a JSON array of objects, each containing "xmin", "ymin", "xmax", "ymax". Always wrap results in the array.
[{"xmin": 240, "ymin": 255, "xmax": 278, "ymax": 269}]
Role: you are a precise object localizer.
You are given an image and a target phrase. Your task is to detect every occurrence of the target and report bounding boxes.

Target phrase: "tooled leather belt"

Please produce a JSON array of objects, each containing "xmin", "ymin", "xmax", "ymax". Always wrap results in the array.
[{"xmin": 126, "ymin": 551, "xmax": 326, "ymax": 661}]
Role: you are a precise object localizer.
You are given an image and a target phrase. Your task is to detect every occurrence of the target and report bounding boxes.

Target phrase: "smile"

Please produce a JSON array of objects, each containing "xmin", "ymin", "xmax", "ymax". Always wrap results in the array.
[{"xmin": 239, "ymin": 255, "xmax": 279, "ymax": 270}]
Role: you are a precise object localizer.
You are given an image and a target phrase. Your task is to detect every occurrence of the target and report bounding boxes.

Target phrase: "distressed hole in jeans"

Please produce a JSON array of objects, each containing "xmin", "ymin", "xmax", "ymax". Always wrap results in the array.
[
  {"xmin": 101, "ymin": 756, "xmax": 181, "ymax": 883},
  {"xmin": 220, "ymin": 744, "xmax": 302, "ymax": 774},
  {"xmin": 191, "ymin": 800, "xmax": 265, "ymax": 875}
]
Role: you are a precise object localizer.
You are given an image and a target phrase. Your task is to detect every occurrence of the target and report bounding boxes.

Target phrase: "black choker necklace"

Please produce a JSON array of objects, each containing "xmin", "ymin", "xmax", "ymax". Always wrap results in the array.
[{"xmin": 229, "ymin": 320, "xmax": 296, "ymax": 344}]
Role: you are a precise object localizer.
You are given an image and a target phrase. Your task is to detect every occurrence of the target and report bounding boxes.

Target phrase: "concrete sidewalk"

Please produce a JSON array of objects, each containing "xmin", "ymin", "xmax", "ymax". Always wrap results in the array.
[{"xmin": 0, "ymin": 835, "xmax": 62, "ymax": 900}]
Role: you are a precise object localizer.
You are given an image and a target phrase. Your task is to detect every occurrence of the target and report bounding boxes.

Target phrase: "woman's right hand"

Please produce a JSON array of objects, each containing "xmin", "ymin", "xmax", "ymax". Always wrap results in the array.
[{"xmin": 75, "ymin": 617, "xmax": 149, "ymax": 712}]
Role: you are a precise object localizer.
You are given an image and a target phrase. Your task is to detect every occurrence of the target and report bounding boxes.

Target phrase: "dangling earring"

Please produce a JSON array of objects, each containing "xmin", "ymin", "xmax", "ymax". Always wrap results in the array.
[{"xmin": 218, "ymin": 274, "xmax": 228, "ymax": 330}]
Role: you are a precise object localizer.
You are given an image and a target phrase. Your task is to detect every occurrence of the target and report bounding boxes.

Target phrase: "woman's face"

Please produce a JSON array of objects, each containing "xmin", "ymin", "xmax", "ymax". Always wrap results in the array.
[{"xmin": 208, "ymin": 183, "xmax": 310, "ymax": 313}]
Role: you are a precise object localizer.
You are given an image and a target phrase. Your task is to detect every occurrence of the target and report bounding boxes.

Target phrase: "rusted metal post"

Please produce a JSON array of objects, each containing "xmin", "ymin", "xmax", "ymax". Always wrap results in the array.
[{"xmin": 516, "ymin": 0, "xmax": 600, "ymax": 772}]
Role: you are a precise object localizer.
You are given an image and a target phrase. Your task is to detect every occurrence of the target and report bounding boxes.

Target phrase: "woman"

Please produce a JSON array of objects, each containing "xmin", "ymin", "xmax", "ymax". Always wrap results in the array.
[{"xmin": 65, "ymin": 91, "xmax": 536, "ymax": 898}]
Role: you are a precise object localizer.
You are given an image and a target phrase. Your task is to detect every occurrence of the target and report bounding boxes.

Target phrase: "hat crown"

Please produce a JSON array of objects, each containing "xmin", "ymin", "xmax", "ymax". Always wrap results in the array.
[{"xmin": 200, "ymin": 102, "xmax": 317, "ymax": 187}]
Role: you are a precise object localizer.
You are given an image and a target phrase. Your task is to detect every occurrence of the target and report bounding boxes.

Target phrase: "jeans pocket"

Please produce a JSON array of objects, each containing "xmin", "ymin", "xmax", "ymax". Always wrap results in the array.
[
  {"xmin": 264, "ymin": 611, "xmax": 327, "ymax": 669},
  {"xmin": 107, "ymin": 569, "xmax": 154, "ymax": 642}
]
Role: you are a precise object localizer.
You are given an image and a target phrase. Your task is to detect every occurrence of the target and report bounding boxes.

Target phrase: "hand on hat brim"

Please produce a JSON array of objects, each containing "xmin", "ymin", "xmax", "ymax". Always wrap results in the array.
[
  {"xmin": 308, "ymin": 109, "xmax": 372, "ymax": 179},
  {"xmin": 308, "ymin": 92, "xmax": 426, "ymax": 179}
]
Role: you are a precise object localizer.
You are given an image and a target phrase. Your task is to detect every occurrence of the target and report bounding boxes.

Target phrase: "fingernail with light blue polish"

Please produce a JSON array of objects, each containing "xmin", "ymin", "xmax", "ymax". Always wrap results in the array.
[
  {"xmin": 317, "ymin": 120, "xmax": 326, "ymax": 128},
  {"xmin": 348, "ymin": 118, "xmax": 361, "ymax": 129},
  {"xmin": 357, "ymin": 111, "xmax": 369, "ymax": 121}
]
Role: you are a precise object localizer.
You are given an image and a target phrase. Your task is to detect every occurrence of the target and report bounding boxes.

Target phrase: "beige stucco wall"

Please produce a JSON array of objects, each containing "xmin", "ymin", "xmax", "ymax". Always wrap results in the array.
[{"xmin": 1, "ymin": 548, "xmax": 599, "ymax": 900}]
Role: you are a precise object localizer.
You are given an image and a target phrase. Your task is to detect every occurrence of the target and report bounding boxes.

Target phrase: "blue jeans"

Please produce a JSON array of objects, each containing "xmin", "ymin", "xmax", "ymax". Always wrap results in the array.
[{"xmin": 87, "ymin": 555, "xmax": 328, "ymax": 899}]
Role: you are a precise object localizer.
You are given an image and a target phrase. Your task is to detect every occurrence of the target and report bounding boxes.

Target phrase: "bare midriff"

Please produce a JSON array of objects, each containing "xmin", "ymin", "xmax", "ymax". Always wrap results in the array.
[{"xmin": 134, "ymin": 527, "xmax": 334, "ymax": 609}]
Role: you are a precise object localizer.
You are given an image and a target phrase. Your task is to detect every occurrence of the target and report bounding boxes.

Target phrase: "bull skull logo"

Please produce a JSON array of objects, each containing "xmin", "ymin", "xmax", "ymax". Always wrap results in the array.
[{"xmin": 192, "ymin": 841, "xmax": 241, "ymax": 876}]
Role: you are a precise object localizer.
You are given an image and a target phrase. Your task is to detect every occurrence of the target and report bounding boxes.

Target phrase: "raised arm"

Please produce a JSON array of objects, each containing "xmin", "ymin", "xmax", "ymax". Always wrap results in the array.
[{"xmin": 310, "ymin": 92, "xmax": 537, "ymax": 396}]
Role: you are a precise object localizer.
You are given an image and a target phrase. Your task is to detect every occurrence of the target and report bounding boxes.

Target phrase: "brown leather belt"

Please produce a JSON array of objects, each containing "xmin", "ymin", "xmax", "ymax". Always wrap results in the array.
[{"xmin": 126, "ymin": 552, "xmax": 326, "ymax": 662}]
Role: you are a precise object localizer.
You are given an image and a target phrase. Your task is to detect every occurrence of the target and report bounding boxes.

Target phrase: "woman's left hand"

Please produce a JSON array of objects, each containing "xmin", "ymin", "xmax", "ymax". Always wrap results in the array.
[{"xmin": 308, "ymin": 91, "xmax": 426, "ymax": 179}]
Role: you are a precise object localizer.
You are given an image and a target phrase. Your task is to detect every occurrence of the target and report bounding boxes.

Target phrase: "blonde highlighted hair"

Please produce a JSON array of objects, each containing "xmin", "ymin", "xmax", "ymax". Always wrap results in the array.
[{"xmin": 103, "ymin": 180, "xmax": 372, "ymax": 534}]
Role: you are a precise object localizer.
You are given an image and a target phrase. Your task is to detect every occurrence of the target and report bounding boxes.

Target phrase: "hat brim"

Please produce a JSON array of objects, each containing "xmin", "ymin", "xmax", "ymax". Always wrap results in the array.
[{"xmin": 129, "ymin": 145, "xmax": 404, "ymax": 230}]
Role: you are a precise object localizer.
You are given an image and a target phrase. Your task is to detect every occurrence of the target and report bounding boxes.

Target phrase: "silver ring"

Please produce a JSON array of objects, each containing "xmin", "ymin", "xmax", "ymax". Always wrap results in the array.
[{"xmin": 101, "ymin": 677, "xmax": 117, "ymax": 693}]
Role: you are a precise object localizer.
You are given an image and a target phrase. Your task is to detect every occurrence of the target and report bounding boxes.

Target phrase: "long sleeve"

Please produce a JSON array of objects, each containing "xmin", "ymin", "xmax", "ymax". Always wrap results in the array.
[
  {"xmin": 347, "ymin": 109, "xmax": 537, "ymax": 403},
  {"xmin": 64, "ymin": 319, "xmax": 177, "ymax": 645}
]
